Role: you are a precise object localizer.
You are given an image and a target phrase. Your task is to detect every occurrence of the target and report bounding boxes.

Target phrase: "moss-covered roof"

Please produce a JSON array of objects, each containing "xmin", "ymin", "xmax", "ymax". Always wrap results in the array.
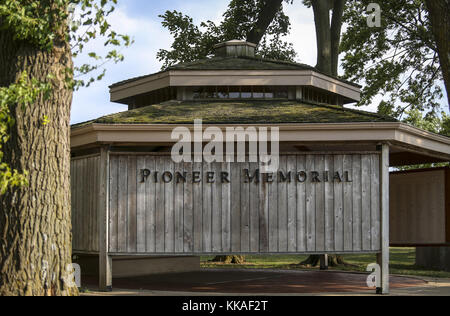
[
  {"xmin": 72, "ymin": 101, "xmax": 397, "ymax": 128},
  {"xmin": 110, "ymin": 56, "xmax": 361, "ymax": 89}
]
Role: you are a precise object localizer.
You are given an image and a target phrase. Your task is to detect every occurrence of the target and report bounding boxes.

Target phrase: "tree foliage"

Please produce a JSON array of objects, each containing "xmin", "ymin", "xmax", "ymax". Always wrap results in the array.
[
  {"xmin": 157, "ymin": 0, "xmax": 296, "ymax": 69},
  {"xmin": 341, "ymin": 0, "xmax": 446, "ymax": 119},
  {"xmin": 0, "ymin": 0, "xmax": 132, "ymax": 193}
]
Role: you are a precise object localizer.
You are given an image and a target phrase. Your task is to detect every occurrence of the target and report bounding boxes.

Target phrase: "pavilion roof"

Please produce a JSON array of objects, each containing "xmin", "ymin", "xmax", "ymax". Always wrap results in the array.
[{"xmin": 73, "ymin": 100, "xmax": 396, "ymax": 127}]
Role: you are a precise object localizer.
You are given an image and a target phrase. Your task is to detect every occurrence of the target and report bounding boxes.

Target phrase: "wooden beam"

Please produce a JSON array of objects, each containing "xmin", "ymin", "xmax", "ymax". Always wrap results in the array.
[
  {"xmin": 377, "ymin": 144, "xmax": 390, "ymax": 294},
  {"xmin": 99, "ymin": 145, "xmax": 112, "ymax": 291}
]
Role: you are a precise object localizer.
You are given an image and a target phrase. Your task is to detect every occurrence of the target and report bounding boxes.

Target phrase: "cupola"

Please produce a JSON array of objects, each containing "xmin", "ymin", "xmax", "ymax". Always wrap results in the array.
[
  {"xmin": 109, "ymin": 40, "xmax": 362, "ymax": 110},
  {"xmin": 213, "ymin": 40, "xmax": 256, "ymax": 58}
]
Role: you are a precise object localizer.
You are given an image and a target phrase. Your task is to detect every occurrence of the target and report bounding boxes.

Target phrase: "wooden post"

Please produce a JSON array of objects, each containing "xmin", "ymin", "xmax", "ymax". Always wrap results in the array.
[
  {"xmin": 377, "ymin": 144, "xmax": 390, "ymax": 294},
  {"xmin": 99, "ymin": 145, "xmax": 112, "ymax": 291}
]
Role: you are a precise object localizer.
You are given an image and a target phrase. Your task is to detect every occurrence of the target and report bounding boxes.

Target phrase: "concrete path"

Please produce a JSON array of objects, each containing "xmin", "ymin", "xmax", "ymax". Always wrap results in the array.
[{"xmin": 81, "ymin": 269, "xmax": 450, "ymax": 296}]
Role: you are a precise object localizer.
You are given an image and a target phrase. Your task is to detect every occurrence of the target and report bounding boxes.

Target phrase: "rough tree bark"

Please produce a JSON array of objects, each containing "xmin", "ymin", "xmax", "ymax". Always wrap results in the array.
[
  {"xmin": 312, "ymin": 0, "xmax": 346, "ymax": 76},
  {"xmin": 247, "ymin": 0, "xmax": 284, "ymax": 45},
  {"xmin": 425, "ymin": 0, "xmax": 450, "ymax": 109},
  {"xmin": 0, "ymin": 24, "xmax": 77, "ymax": 295}
]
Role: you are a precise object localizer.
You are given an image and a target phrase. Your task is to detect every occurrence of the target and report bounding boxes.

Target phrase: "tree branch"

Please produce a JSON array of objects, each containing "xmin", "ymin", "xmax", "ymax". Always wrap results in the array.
[{"xmin": 246, "ymin": 0, "xmax": 284, "ymax": 45}]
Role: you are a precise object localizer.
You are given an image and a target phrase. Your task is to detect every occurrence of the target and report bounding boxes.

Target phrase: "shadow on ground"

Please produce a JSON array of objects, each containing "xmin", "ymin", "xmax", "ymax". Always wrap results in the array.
[{"xmin": 82, "ymin": 269, "xmax": 426, "ymax": 294}]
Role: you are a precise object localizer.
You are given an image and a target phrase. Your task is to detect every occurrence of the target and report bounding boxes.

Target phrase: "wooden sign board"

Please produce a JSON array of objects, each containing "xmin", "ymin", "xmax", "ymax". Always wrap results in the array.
[
  {"xmin": 390, "ymin": 167, "xmax": 450, "ymax": 246},
  {"xmin": 71, "ymin": 153, "xmax": 382, "ymax": 255}
]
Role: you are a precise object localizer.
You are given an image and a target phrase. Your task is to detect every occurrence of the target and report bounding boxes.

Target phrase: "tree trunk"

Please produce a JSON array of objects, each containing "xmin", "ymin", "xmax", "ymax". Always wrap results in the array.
[
  {"xmin": 0, "ymin": 28, "xmax": 77, "ymax": 295},
  {"xmin": 300, "ymin": 255, "xmax": 348, "ymax": 268},
  {"xmin": 312, "ymin": 0, "xmax": 346, "ymax": 76},
  {"xmin": 212, "ymin": 255, "xmax": 246, "ymax": 264},
  {"xmin": 425, "ymin": 0, "xmax": 450, "ymax": 110},
  {"xmin": 247, "ymin": 0, "xmax": 284, "ymax": 45},
  {"xmin": 312, "ymin": 0, "xmax": 332, "ymax": 75},
  {"xmin": 330, "ymin": 0, "xmax": 346, "ymax": 77}
]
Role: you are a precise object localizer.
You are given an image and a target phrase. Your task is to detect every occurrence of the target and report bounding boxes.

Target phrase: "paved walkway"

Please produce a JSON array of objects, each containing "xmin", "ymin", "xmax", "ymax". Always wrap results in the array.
[{"xmin": 82, "ymin": 269, "xmax": 450, "ymax": 296}]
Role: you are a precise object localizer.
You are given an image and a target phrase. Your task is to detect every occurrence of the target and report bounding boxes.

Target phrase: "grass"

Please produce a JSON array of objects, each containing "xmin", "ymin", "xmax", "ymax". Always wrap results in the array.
[{"xmin": 200, "ymin": 248, "xmax": 450, "ymax": 279}]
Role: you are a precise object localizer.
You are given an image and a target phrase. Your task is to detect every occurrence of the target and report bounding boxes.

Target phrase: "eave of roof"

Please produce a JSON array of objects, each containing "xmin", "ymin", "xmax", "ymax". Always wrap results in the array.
[{"xmin": 109, "ymin": 56, "xmax": 362, "ymax": 89}]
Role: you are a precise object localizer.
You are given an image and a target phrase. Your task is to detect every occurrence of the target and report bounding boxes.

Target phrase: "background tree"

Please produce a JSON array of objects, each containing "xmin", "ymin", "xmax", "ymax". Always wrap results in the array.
[
  {"xmin": 0, "ymin": 0, "xmax": 131, "ymax": 296},
  {"xmin": 157, "ymin": 0, "xmax": 296, "ymax": 69},
  {"xmin": 302, "ymin": 0, "xmax": 346, "ymax": 76},
  {"xmin": 341, "ymin": 0, "xmax": 448, "ymax": 120},
  {"xmin": 424, "ymin": 0, "xmax": 450, "ymax": 110}
]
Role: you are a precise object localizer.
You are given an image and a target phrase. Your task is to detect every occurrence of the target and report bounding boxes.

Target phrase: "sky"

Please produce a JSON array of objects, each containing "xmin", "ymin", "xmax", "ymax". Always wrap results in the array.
[{"xmin": 70, "ymin": 0, "xmax": 447, "ymax": 125}]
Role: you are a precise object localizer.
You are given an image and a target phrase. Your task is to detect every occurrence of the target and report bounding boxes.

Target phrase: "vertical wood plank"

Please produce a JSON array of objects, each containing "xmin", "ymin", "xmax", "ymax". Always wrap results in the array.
[
  {"xmin": 361, "ymin": 155, "xmax": 372, "ymax": 251},
  {"xmin": 287, "ymin": 155, "xmax": 297, "ymax": 253},
  {"xmin": 145, "ymin": 156, "xmax": 156, "ymax": 253},
  {"xmin": 324, "ymin": 155, "xmax": 335, "ymax": 252},
  {"xmin": 117, "ymin": 156, "xmax": 128, "ymax": 252},
  {"xmin": 79, "ymin": 158, "xmax": 85, "ymax": 251},
  {"xmin": 334, "ymin": 155, "xmax": 344, "ymax": 252},
  {"xmin": 259, "ymin": 170, "xmax": 269, "ymax": 253},
  {"xmin": 315, "ymin": 155, "xmax": 325, "ymax": 252},
  {"xmin": 193, "ymin": 162, "xmax": 203, "ymax": 253},
  {"xmin": 109, "ymin": 156, "xmax": 118, "ymax": 253},
  {"xmin": 296, "ymin": 155, "xmax": 307, "ymax": 252},
  {"xmin": 278, "ymin": 156, "xmax": 288, "ymax": 252},
  {"xmin": 184, "ymin": 162, "xmax": 194, "ymax": 253},
  {"xmin": 250, "ymin": 162, "xmax": 260, "ymax": 253},
  {"xmin": 71, "ymin": 159, "xmax": 77, "ymax": 251},
  {"xmin": 164, "ymin": 157, "xmax": 175, "ymax": 253},
  {"xmin": 88, "ymin": 157, "xmax": 94, "ymax": 252},
  {"xmin": 212, "ymin": 162, "xmax": 222, "ymax": 253},
  {"xmin": 241, "ymin": 162, "xmax": 250, "ymax": 253},
  {"xmin": 222, "ymin": 162, "xmax": 231, "ymax": 253},
  {"xmin": 202, "ymin": 162, "xmax": 212, "ymax": 252},
  {"xmin": 81, "ymin": 158, "xmax": 89, "ymax": 251},
  {"xmin": 231, "ymin": 163, "xmax": 241, "ymax": 252},
  {"xmin": 98, "ymin": 146, "xmax": 112, "ymax": 291},
  {"xmin": 174, "ymin": 163, "xmax": 185, "ymax": 253},
  {"xmin": 93, "ymin": 157, "xmax": 100, "ymax": 252},
  {"xmin": 343, "ymin": 155, "xmax": 353, "ymax": 252},
  {"xmin": 127, "ymin": 156, "xmax": 137, "ymax": 253},
  {"xmin": 306, "ymin": 155, "xmax": 315, "ymax": 252},
  {"xmin": 136, "ymin": 156, "xmax": 146, "ymax": 253},
  {"xmin": 72, "ymin": 159, "xmax": 77, "ymax": 251},
  {"xmin": 155, "ymin": 157, "xmax": 165, "ymax": 253},
  {"xmin": 352, "ymin": 155, "xmax": 362, "ymax": 251},
  {"xmin": 268, "ymin": 166, "xmax": 278, "ymax": 252}
]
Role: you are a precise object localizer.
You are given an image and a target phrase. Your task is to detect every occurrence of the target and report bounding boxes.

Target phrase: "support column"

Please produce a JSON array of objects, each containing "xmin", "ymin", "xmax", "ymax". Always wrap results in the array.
[
  {"xmin": 377, "ymin": 143, "xmax": 390, "ymax": 294},
  {"xmin": 99, "ymin": 145, "xmax": 112, "ymax": 291}
]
